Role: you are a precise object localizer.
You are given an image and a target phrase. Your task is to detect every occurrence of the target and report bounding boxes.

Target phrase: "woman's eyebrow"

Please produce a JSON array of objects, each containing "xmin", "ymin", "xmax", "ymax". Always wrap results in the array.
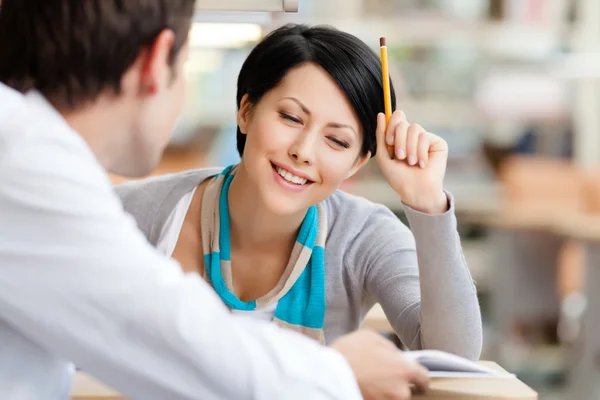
[
  {"xmin": 328, "ymin": 122, "xmax": 357, "ymax": 137},
  {"xmin": 279, "ymin": 97, "xmax": 311, "ymax": 114}
]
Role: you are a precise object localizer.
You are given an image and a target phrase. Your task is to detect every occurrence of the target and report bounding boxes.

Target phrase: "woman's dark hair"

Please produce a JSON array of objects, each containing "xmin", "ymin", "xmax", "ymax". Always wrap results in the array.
[{"xmin": 236, "ymin": 24, "xmax": 396, "ymax": 158}]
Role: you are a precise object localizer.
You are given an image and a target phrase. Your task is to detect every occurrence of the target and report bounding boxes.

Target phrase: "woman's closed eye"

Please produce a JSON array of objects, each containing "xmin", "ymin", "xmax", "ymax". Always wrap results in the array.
[
  {"xmin": 328, "ymin": 136, "xmax": 350, "ymax": 149},
  {"xmin": 279, "ymin": 112, "xmax": 302, "ymax": 124}
]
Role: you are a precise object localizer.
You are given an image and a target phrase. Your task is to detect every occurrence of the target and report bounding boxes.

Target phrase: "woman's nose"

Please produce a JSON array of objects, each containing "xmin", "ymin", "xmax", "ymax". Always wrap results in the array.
[{"xmin": 289, "ymin": 133, "xmax": 316, "ymax": 165}]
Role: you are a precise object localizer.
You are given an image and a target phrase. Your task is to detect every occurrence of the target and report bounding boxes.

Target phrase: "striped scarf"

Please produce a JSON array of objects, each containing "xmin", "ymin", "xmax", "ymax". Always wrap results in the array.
[{"xmin": 201, "ymin": 165, "xmax": 327, "ymax": 343}]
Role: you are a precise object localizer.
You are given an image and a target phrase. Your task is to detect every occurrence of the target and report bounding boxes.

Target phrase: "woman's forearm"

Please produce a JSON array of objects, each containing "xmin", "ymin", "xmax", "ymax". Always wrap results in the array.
[{"xmin": 404, "ymin": 193, "xmax": 483, "ymax": 360}]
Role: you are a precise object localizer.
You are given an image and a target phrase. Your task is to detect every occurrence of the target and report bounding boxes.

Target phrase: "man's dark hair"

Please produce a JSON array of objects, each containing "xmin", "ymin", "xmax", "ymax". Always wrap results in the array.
[
  {"xmin": 0, "ymin": 0, "xmax": 195, "ymax": 109},
  {"xmin": 236, "ymin": 24, "xmax": 396, "ymax": 158}
]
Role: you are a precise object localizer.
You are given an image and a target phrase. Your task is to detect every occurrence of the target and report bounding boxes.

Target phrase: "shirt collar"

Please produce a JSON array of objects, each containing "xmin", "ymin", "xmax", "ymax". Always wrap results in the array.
[{"xmin": 24, "ymin": 89, "xmax": 73, "ymax": 129}]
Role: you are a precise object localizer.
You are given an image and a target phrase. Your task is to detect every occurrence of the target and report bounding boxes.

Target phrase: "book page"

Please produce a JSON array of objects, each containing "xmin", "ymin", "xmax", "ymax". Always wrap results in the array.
[{"xmin": 403, "ymin": 350, "xmax": 514, "ymax": 378}]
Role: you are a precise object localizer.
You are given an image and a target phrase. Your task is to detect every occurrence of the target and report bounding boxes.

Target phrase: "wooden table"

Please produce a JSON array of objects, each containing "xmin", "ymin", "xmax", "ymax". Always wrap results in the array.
[
  {"xmin": 474, "ymin": 208, "xmax": 600, "ymax": 400},
  {"xmin": 71, "ymin": 373, "xmax": 123, "ymax": 400},
  {"xmin": 362, "ymin": 303, "xmax": 393, "ymax": 332},
  {"xmin": 71, "ymin": 362, "xmax": 536, "ymax": 400},
  {"xmin": 416, "ymin": 362, "xmax": 537, "ymax": 400},
  {"xmin": 109, "ymin": 148, "xmax": 206, "ymax": 185}
]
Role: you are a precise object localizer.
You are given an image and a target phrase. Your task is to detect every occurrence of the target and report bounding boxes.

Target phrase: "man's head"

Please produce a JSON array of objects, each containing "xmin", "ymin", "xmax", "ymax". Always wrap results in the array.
[{"xmin": 0, "ymin": 0, "xmax": 195, "ymax": 176}]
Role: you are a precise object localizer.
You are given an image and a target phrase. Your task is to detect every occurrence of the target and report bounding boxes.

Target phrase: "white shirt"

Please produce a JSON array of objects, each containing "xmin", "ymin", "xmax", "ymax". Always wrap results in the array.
[
  {"xmin": 0, "ymin": 84, "xmax": 361, "ymax": 400},
  {"xmin": 156, "ymin": 187, "xmax": 277, "ymax": 322}
]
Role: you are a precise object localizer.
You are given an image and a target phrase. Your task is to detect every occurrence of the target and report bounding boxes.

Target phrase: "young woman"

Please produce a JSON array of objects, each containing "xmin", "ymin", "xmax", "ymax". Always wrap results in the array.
[{"xmin": 117, "ymin": 24, "xmax": 482, "ymax": 359}]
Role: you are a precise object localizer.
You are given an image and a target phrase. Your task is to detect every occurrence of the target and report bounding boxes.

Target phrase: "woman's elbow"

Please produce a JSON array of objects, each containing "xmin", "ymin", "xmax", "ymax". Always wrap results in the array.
[
  {"xmin": 450, "ymin": 327, "xmax": 483, "ymax": 361},
  {"xmin": 418, "ymin": 326, "xmax": 483, "ymax": 361}
]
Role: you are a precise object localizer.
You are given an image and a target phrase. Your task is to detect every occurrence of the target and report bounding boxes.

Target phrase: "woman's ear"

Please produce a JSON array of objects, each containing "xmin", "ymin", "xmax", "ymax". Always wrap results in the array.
[
  {"xmin": 237, "ymin": 94, "xmax": 253, "ymax": 135},
  {"xmin": 345, "ymin": 151, "xmax": 371, "ymax": 180}
]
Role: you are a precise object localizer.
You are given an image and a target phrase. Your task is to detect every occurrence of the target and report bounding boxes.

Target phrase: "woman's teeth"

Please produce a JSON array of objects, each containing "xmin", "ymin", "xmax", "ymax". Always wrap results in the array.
[{"xmin": 276, "ymin": 166, "xmax": 308, "ymax": 185}]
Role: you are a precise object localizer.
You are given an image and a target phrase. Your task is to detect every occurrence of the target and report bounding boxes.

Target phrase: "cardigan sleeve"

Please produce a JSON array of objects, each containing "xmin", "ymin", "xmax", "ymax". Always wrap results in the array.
[{"xmin": 344, "ymin": 193, "xmax": 482, "ymax": 360}]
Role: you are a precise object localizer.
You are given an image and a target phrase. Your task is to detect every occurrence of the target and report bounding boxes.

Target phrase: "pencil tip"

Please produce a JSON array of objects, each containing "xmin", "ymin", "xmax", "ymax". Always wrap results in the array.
[{"xmin": 380, "ymin": 37, "xmax": 386, "ymax": 47}]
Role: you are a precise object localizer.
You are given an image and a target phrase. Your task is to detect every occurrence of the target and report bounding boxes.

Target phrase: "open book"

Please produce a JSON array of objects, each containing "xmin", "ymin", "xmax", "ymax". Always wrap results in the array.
[{"xmin": 404, "ymin": 350, "xmax": 516, "ymax": 379}]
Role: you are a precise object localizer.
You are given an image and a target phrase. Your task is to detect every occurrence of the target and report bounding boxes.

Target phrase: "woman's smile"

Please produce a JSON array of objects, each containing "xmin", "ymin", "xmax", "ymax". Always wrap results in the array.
[{"xmin": 271, "ymin": 161, "xmax": 314, "ymax": 193}]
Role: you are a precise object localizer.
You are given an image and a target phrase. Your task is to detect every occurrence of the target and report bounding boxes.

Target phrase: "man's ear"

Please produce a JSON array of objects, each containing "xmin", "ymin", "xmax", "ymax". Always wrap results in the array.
[
  {"xmin": 237, "ymin": 94, "xmax": 253, "ymax": 135},
  {"xmin": 136, "ymin": 29, "xmax": 176, "ymax": 95},
  {"xmin": 345, "ymin": 151, "xmax": 371, "ymax": 180}
]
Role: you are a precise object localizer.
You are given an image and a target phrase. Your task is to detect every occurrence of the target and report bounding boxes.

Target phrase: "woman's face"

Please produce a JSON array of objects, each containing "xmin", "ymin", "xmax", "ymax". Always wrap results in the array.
[{"xmin": 238, "ymin": 62, "xmax": 370, "ymax": 216}]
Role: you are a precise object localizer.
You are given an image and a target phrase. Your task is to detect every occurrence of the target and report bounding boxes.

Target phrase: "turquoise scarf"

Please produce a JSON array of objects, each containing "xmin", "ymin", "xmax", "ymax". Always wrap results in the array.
[{"xmin": 201, "ymin": 165, "xmax": 327, "ymax": 342}]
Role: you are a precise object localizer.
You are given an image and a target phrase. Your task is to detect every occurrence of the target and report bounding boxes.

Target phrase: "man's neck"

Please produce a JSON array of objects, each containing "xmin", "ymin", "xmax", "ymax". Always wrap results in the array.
[{"xmin": 58, "ymin": 98, "xmax": 133, "ymax": 173}]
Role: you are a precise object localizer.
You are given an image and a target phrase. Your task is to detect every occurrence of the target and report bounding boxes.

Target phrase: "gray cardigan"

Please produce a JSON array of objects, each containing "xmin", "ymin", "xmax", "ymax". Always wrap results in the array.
[{"xmin": 115, "ymin": 167, "xmax": 482, "ymax": 360}]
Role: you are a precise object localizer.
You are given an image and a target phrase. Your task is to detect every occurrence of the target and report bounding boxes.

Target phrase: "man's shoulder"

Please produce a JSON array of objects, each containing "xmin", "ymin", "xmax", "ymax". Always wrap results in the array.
[
  {"xmin": 0, "ymin": 85, "xmax": 28, "ymax": 160},
  {"xmin": 0, "ymin": 85, "xmax": 92, "ymax": 168},
  {"xmin": 0, "ymin": 84, "xmax": 27, "ymax": 118}
]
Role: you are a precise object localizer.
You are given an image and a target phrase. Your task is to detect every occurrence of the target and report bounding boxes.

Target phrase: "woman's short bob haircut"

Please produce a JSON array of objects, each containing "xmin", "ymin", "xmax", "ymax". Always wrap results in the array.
[{"xmin": 236, "ymin": 23, "xmax": 396, "ymax": 158}]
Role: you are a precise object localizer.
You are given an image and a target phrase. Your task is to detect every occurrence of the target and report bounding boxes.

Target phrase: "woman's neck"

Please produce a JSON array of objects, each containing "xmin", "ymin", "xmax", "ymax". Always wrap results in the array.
[{"xmin": 227, "ymin": 163, "xmax": 306, "ymax": 253}]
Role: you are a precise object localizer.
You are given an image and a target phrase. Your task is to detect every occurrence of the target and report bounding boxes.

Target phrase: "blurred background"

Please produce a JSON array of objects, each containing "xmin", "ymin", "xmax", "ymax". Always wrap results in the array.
[{"xmin": 112, "ymin": 0, "xmax": 600, "ymax": 398}]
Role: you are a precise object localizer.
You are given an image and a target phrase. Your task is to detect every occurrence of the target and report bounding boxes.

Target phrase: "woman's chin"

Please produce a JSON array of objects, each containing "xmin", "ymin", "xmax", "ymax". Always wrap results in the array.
[
  {"xmin": 261, "ymin": 186, "xmax": 336, "ymax": 216},
  {"xmin": 264, "ymin": 196, "xmax": 309, "ymax": 217}
]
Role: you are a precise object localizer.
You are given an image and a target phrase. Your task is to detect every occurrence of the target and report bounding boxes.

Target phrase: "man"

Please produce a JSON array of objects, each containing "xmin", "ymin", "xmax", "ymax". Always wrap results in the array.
[{"xmin": 0, "ymin": 1, "xmax": 428, "ymax": 399}]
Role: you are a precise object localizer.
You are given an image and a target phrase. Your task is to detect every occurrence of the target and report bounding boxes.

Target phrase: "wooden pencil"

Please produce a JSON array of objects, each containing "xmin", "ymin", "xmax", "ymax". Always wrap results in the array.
[{"xmin": 379, "ymin": 37, "xmax": 394, "ymax": 157}]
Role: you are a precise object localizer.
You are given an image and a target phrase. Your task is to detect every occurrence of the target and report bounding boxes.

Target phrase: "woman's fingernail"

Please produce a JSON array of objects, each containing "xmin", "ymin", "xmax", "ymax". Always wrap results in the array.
[
  {"xmin": 408, "ymin": 155, "xmax": 416, "ymax": 165},
  {"xmin": 387, "ymin": 136, "xmax": 394, "ymax": 145},
  {"xmin": 397, "ymin": 149, "xmax": 406, "ymax": 160},
  {"xmin": 419, "ymin": 160, "xmax": 426, "ymax": 169}
]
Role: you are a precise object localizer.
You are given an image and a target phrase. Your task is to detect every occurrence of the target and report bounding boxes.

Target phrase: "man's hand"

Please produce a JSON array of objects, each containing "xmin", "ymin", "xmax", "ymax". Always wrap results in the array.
[{"xmin": 330, "ymin": 330, "xmax": 429, "ymax": 400}]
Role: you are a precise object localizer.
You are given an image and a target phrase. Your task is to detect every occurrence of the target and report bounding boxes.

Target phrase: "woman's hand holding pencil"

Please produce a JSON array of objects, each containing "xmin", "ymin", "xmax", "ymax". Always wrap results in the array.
[
  {"xmin": 375, "ymin": 110, "xmax": 449, "ymax": 214},
  {"xmin": 377, "ymin": 37, "xmax": 448, "ymax": 214}
]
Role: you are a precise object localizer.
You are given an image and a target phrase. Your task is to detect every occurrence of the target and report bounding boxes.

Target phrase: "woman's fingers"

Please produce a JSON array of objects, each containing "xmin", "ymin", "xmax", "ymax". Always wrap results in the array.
[
  {"xmin": 393, "ymin": 121, "xmax": 409, "ymax": 160},
  {"xmin": 380, "ymin": 110, "xmax": 433, "ymax": 168},
  {"xmin": 416, "ymin": 131, "xmax": 430, "ymax": 168},
  {"xmin": 385, "ymin": 110, "xmax": 406, "ymax": 147},
  {"xmin": 405, "ymin": 124, "xmax": 422, "ymax": 166}
]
